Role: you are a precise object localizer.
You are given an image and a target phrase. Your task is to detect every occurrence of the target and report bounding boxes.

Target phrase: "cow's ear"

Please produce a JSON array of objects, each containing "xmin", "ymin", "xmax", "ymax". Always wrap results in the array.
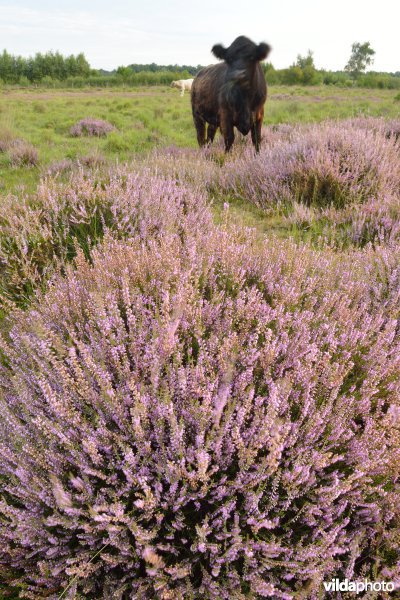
[
  {"xmin": 256, "ymin": 43, "xmax": 271, "ymax": 61},
  {"xmin": 212, "ymin": 44, "xmax": 227, "ymax": 60}
]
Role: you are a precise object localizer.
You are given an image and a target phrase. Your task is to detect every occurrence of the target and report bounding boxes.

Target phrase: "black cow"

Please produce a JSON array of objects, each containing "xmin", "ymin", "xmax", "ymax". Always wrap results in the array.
[{"xmin": 191, "ymin": 36, "xmax": 271, "ymax": 152}]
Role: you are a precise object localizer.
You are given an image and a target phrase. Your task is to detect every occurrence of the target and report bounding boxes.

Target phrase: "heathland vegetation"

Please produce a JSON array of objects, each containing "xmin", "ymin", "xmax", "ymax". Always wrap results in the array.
[
  {"xmin": 0, "ymin": 85, "xmax": 399, "ymax": 195},
  {"xmin": 0, "ymin": 57, "xmax": 399, "ymax": 598}
]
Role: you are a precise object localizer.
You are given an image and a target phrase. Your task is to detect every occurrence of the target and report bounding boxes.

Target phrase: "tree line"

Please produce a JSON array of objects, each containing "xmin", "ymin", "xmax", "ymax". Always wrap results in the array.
[
  {"xmin": 264, "ymin": 46, "xmax": 400, "ymax": 89},
  {"xmin": 264, "ymin": 64, "xmax": 400, "ymax": 90},
  {"xmin": 119, "ymin": 63, "xmax": 201, "ymax": 75},
  {"xmin": 0, "ymin": 50, "xmax": 91, "ymax": 84},
  {"xmin": 1, "ymin": 45, "xmax": 399, "ymax": 89}
]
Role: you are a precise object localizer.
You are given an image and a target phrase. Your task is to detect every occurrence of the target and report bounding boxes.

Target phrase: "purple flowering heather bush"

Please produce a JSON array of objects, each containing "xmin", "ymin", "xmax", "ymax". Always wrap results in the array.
[
  {"xmin": 70, "ymin": 118, "xmax": 116, "ymax": 137},
  {"xmin": 43, "ymin": 153, "xmax": 107, "ymax": 177},
  {"xmin": 283, "ymin": 192, "xmax": 400, "ymax": 248},
  {"xmin": 44, "ymin": 158, "xmax": 75, "ymax": 177},
  {"xmin": 217, "ymin": 121, "xmax": 400, "ymax": 210},
  {"xmin": 341, "ymin": 116, "xmax": 400, "ymax": 141},
  {"xmin": 147, "ymin": 119, "xmax": 400, "ymax": 206},
  {"xmin": 146, "ymin": 118, "xmax": 400, "ymax": 247},
  {"xmin": 7, "ymin": 139, "xmax": 39, "ymax": 167},
  {"xmin": 0, "ymin": 169, "xmax": 211, "ymax": 307},
  {"xmin": 0, "ymin": 225, "xmax": 399, "ymax": 598},
  {"xmin": 78, "ymin": 151, "xmax": 107, "ymax": 168}
]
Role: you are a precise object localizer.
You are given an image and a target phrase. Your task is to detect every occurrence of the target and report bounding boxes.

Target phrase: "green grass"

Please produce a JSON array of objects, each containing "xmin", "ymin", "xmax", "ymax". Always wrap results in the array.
[
  {"xmin": 0, "ymin": 85, "xmax": 399, "ymax": 195},
  {"xmin": 0, "ymin": 86, "xmax": 196, "ymax": 194},
  {"xmin": 266, "ymin": 85, "xmax": 400, "ymax": 123}
]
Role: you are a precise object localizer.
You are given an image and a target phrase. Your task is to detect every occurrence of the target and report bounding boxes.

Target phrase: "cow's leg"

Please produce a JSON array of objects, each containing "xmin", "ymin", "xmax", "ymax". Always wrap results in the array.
[
  {"xmin": 193, "ymin": 114, "xmax": 207, "ymax": 147},
  {"xmin": 251, "ymin": 108, "xmax": 264, "ymax": 153},
  {"xmin": 206, "ymin": 123, "xmax": 217, "ymax": 144},
  {"xmin": 220, "ymin": 113, "xmax": 235, "ymax": 152},
  {"xmin": 180, "ymin": 87, "xmax": 184, "ymax": 97}
]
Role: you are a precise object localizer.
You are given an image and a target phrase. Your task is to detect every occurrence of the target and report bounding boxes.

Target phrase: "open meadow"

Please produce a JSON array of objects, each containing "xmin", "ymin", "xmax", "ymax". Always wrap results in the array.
[
  {"xmin": 0, "ymin": 84, "xmax": 399, "ymax": 598},
  {"xmin": 0, "ymin": 84, "xmax": 399, "ymax": 193}
]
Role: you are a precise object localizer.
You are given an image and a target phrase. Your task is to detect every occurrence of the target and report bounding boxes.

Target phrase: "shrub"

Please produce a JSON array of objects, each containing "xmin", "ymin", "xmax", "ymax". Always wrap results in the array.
[
  {"xmin": 218, "ymin": 120, "xmax": 400, "ymax": 211},
  {"xmin": 282, "ymin": 193, "xmax": 400, "ymax": 248},
  {"xmin": 322, "ymin": 193, "xmax": 400, "ymax": 248},
  {"xmin": 280, "ymin": 66, "xmax": 304, "ymax": 85},
  {"xmin": 113, "ymin": 118, "xmax": 400, "ymax": 249},
  {"xmin": 44, "ymin": 155, "xmax": 107, "ymax": 178},
  {"xmin": 0, "ymin": 170, "xmax": 211, "ymax": 308},
  {"xmin": 0, "ymin": 228, "xmax": 399, "ymax": 598},
  {"xmin": 18, "ymin": 75, "xmax": 31, "ymax": 87},
  {"xmin": 44, "ymin": 158, "xmax": 75, "ymax": 176},
  {"xmin": 7, "ymin": 139, "xmax": 39, "ymax": 167},
  {"xmin": 78, "ymin": 152, "xmax": 107, "ymax": 168},
  {"xmin": 70, "ymin": 118, "xmax": 116, "ymax": 137}
]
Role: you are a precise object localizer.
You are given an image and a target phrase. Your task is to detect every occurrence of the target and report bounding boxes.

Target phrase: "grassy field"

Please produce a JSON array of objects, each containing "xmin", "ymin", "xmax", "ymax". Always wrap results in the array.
[{"xmin": 0, "ymin": 84, "xmax": 399, "ymax": 194}]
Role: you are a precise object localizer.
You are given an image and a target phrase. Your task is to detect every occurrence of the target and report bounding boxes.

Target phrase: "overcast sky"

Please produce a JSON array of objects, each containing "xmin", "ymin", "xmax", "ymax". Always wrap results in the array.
[{"xmin": 1, "ymin": 0, "xmax": 399, "ymax": 72}]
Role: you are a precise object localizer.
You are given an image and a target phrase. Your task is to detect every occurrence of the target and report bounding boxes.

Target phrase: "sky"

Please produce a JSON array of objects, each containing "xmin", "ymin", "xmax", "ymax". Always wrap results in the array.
[{"xmin": 1, "ymin": 0, "xmax": 399, "ymax": 73}]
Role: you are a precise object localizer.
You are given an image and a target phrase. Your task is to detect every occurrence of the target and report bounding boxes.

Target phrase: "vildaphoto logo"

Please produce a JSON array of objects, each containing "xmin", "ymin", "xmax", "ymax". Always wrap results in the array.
[{"xmin": 323, "ymin": 578, "xmax": 395, "ymax": 594}]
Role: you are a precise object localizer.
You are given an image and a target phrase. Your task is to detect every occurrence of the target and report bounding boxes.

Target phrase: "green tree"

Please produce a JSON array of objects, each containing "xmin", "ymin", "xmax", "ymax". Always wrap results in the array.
[
  {"xmin": 75, "ymin": 53, "xmax": 91, "ymax": 77},
  {"xmin": 0, "ymin": 50, "xmax": 16, "ymax": 83},
  {"xmin": 296, "ymin": 50, "xmax": 315, "ymax": 70},
  {"xmin": 281, "ymin": 66, "xmax": 304, "ymax": 85},
  {"xmin": 263, "ymin": 62, "xmax": 280, "ymax": 84},
  {"xmin": 345, "ymin": 42, "xmax": 375, "ymax": 80},
  {"xmin": 116, "ymin": 66, "xmax": 132, "ymax": 83},
  {"xmin": 294, "ymin": 50, "xmax": 321, "ymax": 85}
]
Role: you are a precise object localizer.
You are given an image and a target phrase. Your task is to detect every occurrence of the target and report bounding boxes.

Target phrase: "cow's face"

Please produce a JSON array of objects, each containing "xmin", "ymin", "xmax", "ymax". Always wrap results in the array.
[
  {"xmin": 211, "ymin": 36, "xmax": 270, "ymax": 133},
  {"xmin": 212, "ymin": 36, "xmax": 270, "ymax": 85}
]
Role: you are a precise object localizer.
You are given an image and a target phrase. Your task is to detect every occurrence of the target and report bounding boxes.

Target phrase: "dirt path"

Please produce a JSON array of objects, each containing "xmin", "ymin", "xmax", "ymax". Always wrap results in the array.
[{"xmin": 0, "ymin": 89, "xmax": 169, "ymax": 100}]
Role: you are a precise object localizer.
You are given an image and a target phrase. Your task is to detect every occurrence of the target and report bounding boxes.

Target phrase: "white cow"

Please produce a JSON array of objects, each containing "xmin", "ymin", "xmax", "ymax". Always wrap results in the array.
[{"xmin": 170, "ymin": 78, "xmax": 194, "ymax": 97}]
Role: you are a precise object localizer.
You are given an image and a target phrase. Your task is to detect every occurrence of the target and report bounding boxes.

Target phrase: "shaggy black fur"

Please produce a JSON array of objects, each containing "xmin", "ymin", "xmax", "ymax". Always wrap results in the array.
[{"xmin": 191, "ymin": 36, "xmax": 271, "ymax": 152}]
